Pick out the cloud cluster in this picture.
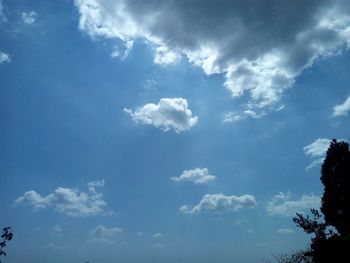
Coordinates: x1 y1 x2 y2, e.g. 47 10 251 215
75 0 350 115
332 95 350 117
180 193 257 214
267 192 321 216
124 98 198 133
303 138 331 170
171 168 216 184
0 51 11 63
15 181 107 217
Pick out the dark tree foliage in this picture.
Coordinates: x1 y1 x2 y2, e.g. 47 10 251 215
293 209 329 241
292 139 350 263
265 250 312 263
0 227 13 262
320 139 350 236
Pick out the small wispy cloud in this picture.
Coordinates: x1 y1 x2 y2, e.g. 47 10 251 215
332 95 350 117
223 110 265 123
303 138 331 170
0 0 6 23
87 179 105 188
276 228 295 235
52 224 62 234
111 40 133 60
0 51 11 63
22 11 37 24
153 233 163 238
152 243 165 249
171 168 216 184
42 243 67 250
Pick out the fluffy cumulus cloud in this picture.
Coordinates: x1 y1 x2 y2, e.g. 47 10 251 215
180 193 257 214
332 95 350 117
267 192 321 216
75 0 350 115
171 168 216 184
124 98 198 133
14 181 107 217
22 11 37 24
303 138 331 170
0 51 11 63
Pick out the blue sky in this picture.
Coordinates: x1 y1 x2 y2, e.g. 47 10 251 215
1 0 350 262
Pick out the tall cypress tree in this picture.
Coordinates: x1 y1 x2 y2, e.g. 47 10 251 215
320 139 350 237
292 139 350 263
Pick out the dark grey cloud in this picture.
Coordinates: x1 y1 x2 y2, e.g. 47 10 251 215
75 0 350 113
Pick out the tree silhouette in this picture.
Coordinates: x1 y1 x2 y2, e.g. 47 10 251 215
265 250 312 263
0 227 13 262
320 139 350 236
292 139 350 263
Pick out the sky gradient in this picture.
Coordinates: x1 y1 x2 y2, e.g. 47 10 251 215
1 0 350 262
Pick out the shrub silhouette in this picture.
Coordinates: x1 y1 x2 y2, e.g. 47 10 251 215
0 227 13 262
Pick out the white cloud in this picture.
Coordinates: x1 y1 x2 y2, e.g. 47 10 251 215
74 0 350 116
303 138 331 169
332 95 350 116
124 98 198 133
52 225 62 234
87 179 105 188
111 40 133 60
305 157 325 170
267 192 321 216
171 168 216 184
88 225 123 244
153 233 163 238
247 229 254 234
90 225 123 238
22 11 37 24
153 243 164 249
0 0 5 23
14 181 107 217
0 51 11 63
223 110 266 123
154 46 180 65
304 138 331 158
180 193 257 214
277 228 295 235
